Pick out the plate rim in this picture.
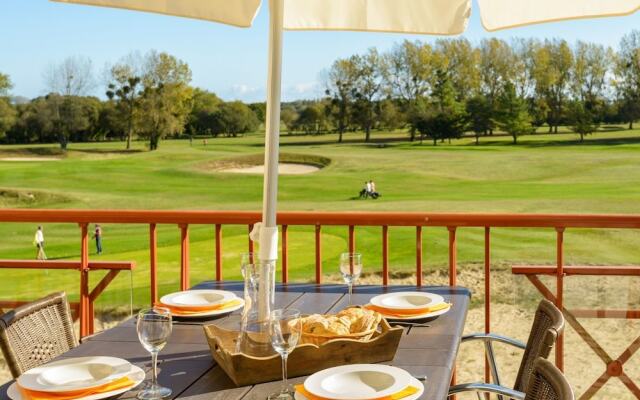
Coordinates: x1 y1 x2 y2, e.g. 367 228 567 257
169 298 244 318
379 303 451 321
160 289 237 308
16 356 132 393
370 291 445 311
10 364 144 400
297 374 424 400
303 363 412 400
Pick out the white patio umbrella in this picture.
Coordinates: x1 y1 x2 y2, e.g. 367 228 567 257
51 0 640 263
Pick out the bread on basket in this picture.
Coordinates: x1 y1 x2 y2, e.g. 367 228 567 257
294 307 383 345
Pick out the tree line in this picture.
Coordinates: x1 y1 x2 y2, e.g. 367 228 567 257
316 31 640 144
1 31 640 149
0 51 260 150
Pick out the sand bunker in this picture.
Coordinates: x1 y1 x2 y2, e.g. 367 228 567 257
0 157 60 162
221 163 320 175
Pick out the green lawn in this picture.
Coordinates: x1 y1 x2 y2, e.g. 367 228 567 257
1 127 640 310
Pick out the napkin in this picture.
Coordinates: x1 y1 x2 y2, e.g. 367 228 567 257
294 384 420 400
18 376 135 400
156 298 242 315
365 302 451 317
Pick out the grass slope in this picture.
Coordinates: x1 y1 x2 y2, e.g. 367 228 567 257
1 127 640 309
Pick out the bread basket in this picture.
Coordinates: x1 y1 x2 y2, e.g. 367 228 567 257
295 307 382 345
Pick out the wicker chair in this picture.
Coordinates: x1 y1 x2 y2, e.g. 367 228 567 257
524 358 574 400
448 299 565 400
0 292 78 378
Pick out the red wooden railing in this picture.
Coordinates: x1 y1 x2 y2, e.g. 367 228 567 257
1 209 639 398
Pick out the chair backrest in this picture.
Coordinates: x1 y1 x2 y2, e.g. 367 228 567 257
514 299 565 393
525 358 575 400
0 292 78 378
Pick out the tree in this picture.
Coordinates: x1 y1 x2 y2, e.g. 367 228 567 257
415 70 466 146
294 104 325 134
496 83 533 144
0 73 16 140
532 39 574 133
352 49 384 142
614 30 640 129
0 72 12 96
44 56 94 96
383 40 437 141
572 41 610 117
186 89 222 136
136 51 193 150
0 99 16 140
510 38 538 99
324 57 358 142
106 61 142 149
434 38 480 101
377 99 404 131
479 38 514 134
466 95 492 145
213 101 259 136
280 107 297 133
569 101 599 142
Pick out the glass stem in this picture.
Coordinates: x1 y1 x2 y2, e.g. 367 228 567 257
151 351 158 387
281 353 289 393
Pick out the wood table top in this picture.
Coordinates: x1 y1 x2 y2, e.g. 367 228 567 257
0 282 471 400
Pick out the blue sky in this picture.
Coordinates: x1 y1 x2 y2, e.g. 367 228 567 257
1 0 639 102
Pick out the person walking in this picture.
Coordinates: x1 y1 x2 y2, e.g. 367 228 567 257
33 226 47 260
93 224 103 255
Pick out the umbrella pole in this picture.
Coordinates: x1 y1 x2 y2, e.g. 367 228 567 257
258 0 284 322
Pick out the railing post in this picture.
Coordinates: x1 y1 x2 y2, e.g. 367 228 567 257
348 225 355 254
556 227 565 371
215 224 223 281
485 227 491 385
79 223 90 338
448 226 458 398
382 226 389 286
282 224 289 283
150 223 158 305
248 224 255 261
180 224 189 291
315 225 322 284
448 226 457 287
416 226 423 287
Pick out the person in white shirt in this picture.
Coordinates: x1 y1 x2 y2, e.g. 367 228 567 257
34 226 47 260
366 181 372 196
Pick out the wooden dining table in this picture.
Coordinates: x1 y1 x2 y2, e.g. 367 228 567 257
0 282 471 400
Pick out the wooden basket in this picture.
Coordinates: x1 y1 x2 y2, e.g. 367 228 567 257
203 318 403 386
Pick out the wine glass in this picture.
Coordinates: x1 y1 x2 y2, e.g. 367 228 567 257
136 307 172 399
340 252 363 305
268 309 301 400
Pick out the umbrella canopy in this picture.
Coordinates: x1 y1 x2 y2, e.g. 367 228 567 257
53 0 640 33
51 0 640 264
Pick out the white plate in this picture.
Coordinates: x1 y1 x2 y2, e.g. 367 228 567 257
17 356 132 393
9 364 145 400
160 289 237 309
303 364 412 400
297 375 425 400
169 298 245 318
370 292 445 311
377 304 451 321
